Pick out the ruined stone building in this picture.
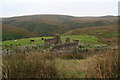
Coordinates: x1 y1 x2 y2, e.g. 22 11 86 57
44 38 55 44
52 42 78 54
44 34 61 44
44 34 79 54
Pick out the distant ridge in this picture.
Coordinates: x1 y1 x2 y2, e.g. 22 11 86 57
2 14 117 40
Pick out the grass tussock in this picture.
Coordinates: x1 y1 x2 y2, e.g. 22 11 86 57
2 53 57 78
57 53 84 60
84 49 118 78
2 49 118 78
55 49 118 78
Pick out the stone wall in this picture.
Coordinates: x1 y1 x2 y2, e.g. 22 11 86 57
52 42 78 54
44 34 61 44
44 38 55 44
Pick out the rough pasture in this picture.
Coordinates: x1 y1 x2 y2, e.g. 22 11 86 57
2 37 53 48
61 35 102 45
2 35 102 48
63 25 119 46
2 49 118 78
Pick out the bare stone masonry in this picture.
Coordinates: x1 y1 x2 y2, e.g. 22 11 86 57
44 34 61 44
44 34 79 54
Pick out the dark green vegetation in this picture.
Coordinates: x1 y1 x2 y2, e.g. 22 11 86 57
2 15 117 40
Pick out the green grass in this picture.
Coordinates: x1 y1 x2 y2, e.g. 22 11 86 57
2 37 53 47
2 34 102 48
109 32 119 37
61 35 101 45
0 43 1 45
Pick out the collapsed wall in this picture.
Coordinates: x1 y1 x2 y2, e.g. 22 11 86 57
51 42 78 54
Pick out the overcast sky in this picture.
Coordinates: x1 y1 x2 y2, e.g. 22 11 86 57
0 0 119 17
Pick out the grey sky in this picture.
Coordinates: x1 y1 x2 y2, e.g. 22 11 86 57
0 0 119 17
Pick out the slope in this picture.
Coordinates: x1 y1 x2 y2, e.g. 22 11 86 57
64 25 118 46
2 24 34 41
2 15 117 37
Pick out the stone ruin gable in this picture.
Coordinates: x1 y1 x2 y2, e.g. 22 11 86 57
54 34 61 44
44 38 55 44
44 34 61 45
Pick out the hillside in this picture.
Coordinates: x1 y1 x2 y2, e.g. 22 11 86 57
2 15 118 79
2 24 34 41
2 15 117 38
64 25 118 36
64 25 118 46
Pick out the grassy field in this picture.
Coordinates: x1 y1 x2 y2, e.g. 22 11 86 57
64 25 119 46
2 34 102 48
2 37 53 48
61 35 101 45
